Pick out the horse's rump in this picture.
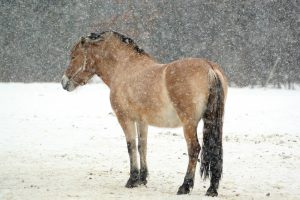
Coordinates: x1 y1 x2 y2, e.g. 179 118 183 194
165 58 214 124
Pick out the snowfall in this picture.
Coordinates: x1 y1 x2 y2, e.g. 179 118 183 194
0 83 299 200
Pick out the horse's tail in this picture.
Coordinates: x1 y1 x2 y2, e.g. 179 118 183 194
200 64 225 189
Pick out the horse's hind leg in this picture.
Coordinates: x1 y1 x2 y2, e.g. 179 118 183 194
117 117 139 188
137 122 148 185
177 123 201 195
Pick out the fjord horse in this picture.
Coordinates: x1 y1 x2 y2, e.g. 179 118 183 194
62 31 227 197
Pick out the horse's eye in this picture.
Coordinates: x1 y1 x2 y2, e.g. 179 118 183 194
71 56 75 60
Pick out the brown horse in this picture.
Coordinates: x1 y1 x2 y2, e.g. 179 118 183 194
62 31 227 197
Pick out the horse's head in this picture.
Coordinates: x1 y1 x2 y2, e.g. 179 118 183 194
62 31 150 91
62 36 100 91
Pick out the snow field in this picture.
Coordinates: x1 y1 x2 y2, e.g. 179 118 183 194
0 83 299 200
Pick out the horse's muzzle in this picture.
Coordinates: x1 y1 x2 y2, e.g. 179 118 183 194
61 75 76 92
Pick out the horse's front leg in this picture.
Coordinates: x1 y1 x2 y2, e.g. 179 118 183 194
117 116 139 188
137 122 148 185
177 123 201 195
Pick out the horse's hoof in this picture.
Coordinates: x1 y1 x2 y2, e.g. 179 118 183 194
125 178 139 188
205 186 218 197
177 185 190 195
139 178 147 186
139 169 148 186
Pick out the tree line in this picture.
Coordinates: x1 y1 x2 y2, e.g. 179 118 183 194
1 0 299 88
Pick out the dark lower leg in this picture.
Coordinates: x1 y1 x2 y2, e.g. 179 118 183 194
206 175 220 197
139 167 148 185
125 141 140 188
177 124 200 195
177 173 195 195
137 122 148 185
126 168 140 188
117 118 139 188
206 155 222 197
177 152 200 194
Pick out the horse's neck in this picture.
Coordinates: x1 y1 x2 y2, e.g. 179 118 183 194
95 49 157 87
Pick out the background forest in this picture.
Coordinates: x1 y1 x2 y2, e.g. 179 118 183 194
1 0 299 88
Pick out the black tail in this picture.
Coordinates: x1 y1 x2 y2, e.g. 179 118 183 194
200 69 225 190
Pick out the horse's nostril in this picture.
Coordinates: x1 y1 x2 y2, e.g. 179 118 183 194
62 81 69 90
61 75 77 92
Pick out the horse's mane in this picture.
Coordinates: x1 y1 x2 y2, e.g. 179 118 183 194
88 31 147 55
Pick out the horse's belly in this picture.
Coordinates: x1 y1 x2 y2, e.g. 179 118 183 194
142 104 182 128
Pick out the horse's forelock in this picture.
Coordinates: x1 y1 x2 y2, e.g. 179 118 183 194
78 33 105 45
88 33 102 40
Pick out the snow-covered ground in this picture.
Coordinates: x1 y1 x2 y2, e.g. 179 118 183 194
0 83 299 200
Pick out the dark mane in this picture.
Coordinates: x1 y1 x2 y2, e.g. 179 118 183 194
87 31 146 55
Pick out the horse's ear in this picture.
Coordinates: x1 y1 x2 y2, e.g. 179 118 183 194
80 37 86 45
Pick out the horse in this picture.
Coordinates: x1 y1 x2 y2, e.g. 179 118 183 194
61 31 227 197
